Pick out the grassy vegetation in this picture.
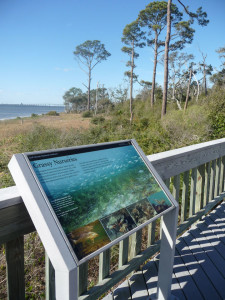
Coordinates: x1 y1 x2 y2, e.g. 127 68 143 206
0 88 225 299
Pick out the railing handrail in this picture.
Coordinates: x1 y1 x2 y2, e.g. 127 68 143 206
2 138 225 209
0 185 22 209
147 137 225 179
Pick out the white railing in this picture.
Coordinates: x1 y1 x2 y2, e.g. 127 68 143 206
1 138 225 299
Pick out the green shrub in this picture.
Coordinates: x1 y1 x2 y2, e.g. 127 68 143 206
82 111 93 118
139 117 149 128
91 116 105 125
161 105 210 148
46 110 59 116
31 113 38 118
207 89 225 138
17 125 62 152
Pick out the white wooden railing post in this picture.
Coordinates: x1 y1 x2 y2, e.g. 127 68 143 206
156 206 179 300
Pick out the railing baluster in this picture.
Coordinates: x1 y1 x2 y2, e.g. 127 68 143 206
147 220 156 247
5 236 25 300
163 177 171 239
220 156 225 193
45 252 55 300
99 249 110 282
204 162 211 206
181 170 189 223
128 230 142 261
189 167 197 217
78 261 88 296
164 178 170 189
209 160 216 201
215 158 221 197
128 229 142 273
196 165 205 212
172 175 180 204
119 237 129 268
160 217 163 239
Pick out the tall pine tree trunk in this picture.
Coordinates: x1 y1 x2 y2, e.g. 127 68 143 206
151 32 158 108
193 72 200 102
162 0 172 118
203 67 207 96
130 41 134 123
184 67 192 111
88 67 91 110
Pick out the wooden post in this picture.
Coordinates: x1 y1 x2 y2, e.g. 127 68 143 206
78 262 88 296
157 206 179 300
99 249 110 282
164 178 170 190
215 158 221 197
189 167 197 217
196 165 205 212
219 156 225 193
6 236 25 300
147 221 156 247
128 230 142 261
203 162 211 206
209 160 216 201
181 170 189 223
119 237 129 268
172 175 180 204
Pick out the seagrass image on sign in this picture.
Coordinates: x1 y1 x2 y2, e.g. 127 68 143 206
25 140 174 262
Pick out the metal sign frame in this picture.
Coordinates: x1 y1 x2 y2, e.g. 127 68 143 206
8 139 179 300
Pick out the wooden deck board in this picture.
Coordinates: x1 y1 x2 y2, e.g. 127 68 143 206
195 218 225 259
128 271 149 300
182 230 225 298
172 249 201 300
105 202 225 300
151 257 186 300
142 260 158 297
113 280 131 300
190 225 225 279
176 237 217 299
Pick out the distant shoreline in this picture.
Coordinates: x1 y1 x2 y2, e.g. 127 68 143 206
0 113 43 121
0 103 64 107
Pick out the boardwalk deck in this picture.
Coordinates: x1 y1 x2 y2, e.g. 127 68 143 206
105 201 225 300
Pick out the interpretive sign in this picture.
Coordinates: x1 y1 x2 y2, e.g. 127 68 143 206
9 139 179 300
9 140 175 263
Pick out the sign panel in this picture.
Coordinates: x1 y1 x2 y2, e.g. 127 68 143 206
24 140 174 261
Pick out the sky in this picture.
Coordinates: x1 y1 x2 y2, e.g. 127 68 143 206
0 0 225 105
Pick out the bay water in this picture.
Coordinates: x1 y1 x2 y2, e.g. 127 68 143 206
0 104 65 120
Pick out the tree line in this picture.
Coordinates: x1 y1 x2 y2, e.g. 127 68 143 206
63 1 224 121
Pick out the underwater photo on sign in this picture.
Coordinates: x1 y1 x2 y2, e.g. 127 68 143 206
148 191 172 214
67 220 110 260
126 198 156 226
100 208 136 241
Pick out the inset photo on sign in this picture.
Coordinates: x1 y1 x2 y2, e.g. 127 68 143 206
100 208 136 241
148 191 172 214
126 198 156 226
67 220 110 260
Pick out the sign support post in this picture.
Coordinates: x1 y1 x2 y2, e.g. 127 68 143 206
55 267 78 300
156 206 179 300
